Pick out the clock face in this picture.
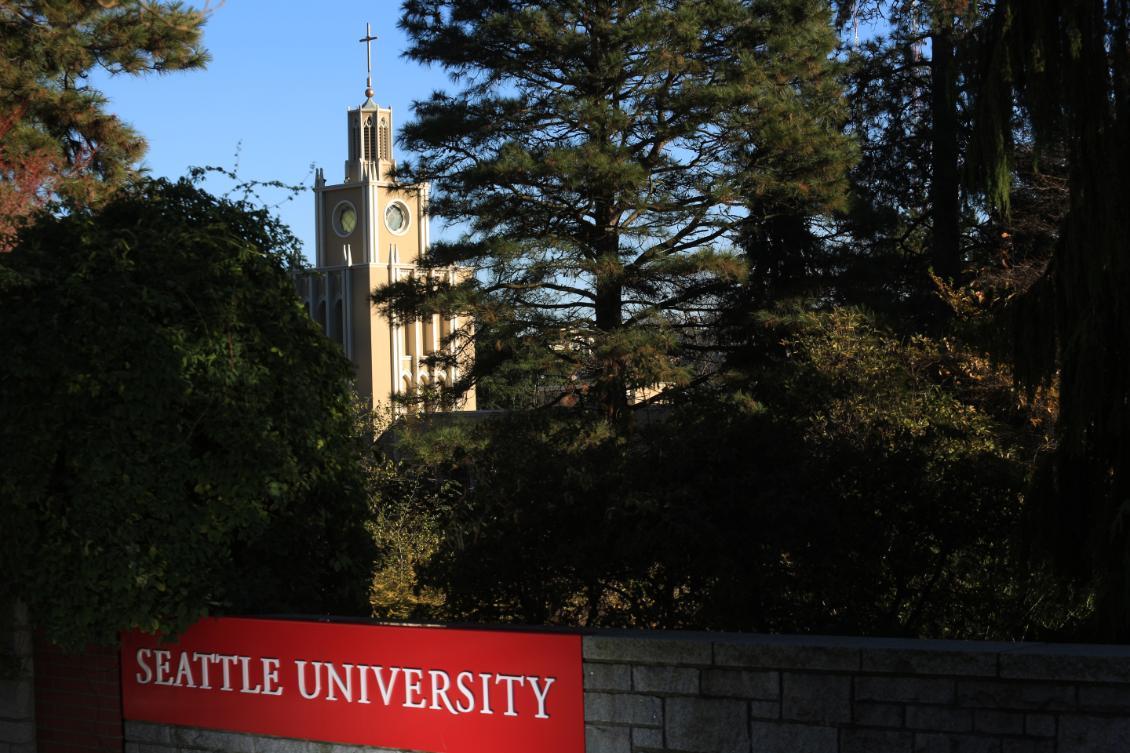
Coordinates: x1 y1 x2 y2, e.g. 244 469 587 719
385 202 408 233
333 203 357 236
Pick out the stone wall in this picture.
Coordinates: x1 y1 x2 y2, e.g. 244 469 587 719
0 603 35 753
120 629 1130 753
583 631 1130 753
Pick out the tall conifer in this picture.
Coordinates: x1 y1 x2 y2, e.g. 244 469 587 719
0 0 207 245
382 0 856 419
967 0 1130 638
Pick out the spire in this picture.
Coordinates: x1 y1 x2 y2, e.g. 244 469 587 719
359 22 378 107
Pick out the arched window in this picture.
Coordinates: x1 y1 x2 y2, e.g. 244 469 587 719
316 300 327 334
365 115 378 162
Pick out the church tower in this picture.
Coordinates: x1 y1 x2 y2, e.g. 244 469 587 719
297 24 475 411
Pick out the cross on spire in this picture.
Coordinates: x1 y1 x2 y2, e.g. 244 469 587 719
360 22 378 99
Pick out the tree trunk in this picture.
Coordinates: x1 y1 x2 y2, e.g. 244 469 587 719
593 215 626 422
929 16 962 290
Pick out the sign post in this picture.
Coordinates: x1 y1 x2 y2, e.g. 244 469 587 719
121 617 584 753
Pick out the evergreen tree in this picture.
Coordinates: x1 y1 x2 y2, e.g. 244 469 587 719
0 0 207 246
967 0 1130 638
831 0 980 321
381 0 856 419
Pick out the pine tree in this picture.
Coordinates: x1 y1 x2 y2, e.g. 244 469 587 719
0 0 207 247
967 0 1130 639
831 0 979 320
381 0 856 420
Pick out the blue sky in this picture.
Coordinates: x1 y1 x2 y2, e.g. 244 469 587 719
92 2 871 263
90 2 452 263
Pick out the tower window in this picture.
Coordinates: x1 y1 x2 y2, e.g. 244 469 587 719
385 201 409 234
379 118 390 161
332 201 357 237
365 115 378 163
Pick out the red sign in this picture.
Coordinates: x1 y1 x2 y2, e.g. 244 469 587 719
121 617 583 753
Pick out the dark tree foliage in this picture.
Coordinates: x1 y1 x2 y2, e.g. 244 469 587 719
0 179 375 647
826 0 986 324
389 307 1082 638
356 0 1097 641
0 0 207 245
380 0 855 418
966 0 1130 639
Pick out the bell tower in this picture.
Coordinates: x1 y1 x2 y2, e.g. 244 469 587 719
296 23 476 412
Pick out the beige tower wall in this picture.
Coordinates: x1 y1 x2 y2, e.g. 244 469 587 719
321 186 364 268
303 94 475 413
379 186 423 266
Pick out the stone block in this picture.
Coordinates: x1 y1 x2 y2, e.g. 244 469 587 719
585 663 632 692
585 692 663 726
585 635 712 666
256 736 328 753
586 724 631 753
1000 646 1130 684
863 648 998 678
134 745 178 753
1001 741 1054 753
957 680 1075 711
0 721 32 745
714 642 859 672
973 709 1024 735
906 706 973 733
701 669 778 700
749 700 780 720
749 721 837 753
125 722 173 744
633 665 699 695
172 726 255 752
856 677 955 704
841 729 914 753
854 701 905 727
782 673 851 724
913 732 1001 753
632 726 664 749
1077 684 1130 712
0 678 33 719
666 697 749 753
1058 715 1130 753
1024 714 1056 738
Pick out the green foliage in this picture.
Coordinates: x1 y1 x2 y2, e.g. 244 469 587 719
367 445 459 620
964 0 1130 638
0 0 207 224
0 178 375 647
382 307 1083 638
385 0 856 417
